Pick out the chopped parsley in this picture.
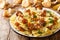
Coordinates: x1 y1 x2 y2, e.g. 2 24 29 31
33 15 37 18
38 30 42 34
49 18 54 23
46 11 51 14
46 11 53 17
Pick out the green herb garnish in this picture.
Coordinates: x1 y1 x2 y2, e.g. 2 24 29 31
49 18 54 23
38 30 42 34
33 15 37 18
46 11 51 14
46 11 53 17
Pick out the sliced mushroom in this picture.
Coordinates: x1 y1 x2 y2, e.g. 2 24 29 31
8 8 15 14
33 0 43 5
5 0 22 9
3 10 11 18
3 8 15 18
42 0 51 7
22 0 43 8
6 0 22 5
22 0 31 7
13 0 22 5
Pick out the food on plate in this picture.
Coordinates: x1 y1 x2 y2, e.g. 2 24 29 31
52 4 60 10
33 0 43 5
22 0 43 8
42 0 51 7
3 10 11 18
13 0 22 4
3 8 15 18
10 7 60 37
0 0 59 37
0 0 59 13
22 0 31 7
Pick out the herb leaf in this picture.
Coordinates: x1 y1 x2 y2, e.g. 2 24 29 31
49 18 54 23
38 30 42 34
46 11 53 17
33 15 37 18
46 11 51 14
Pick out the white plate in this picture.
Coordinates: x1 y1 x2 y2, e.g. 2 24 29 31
10 8 60 37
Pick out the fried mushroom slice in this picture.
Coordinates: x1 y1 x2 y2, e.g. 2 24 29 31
3 10 11 18
22 0 31 7
13 0 22 5
0 0 11 9
33 0 43 5
42 0 51 7
3 0 22 9
3 8 15 18
22 0 43 8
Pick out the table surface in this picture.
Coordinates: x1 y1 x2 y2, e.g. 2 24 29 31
0 10 60 40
